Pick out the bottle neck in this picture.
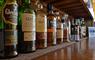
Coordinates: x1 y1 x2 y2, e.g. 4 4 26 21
23 0 31 5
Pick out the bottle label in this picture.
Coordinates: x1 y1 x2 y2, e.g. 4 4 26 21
53 31 56 45
36 14 47 32
3 3 18 25
22 13 35 31
24 32 36 41
57 29 63 38
57 22 63 38
47 18 56 32
5 30 17 46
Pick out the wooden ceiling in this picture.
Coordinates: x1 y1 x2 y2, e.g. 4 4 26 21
41 0 93 20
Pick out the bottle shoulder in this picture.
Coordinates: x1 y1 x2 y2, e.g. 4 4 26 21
37 10 46 16
47 13 56 20
19 5 36 14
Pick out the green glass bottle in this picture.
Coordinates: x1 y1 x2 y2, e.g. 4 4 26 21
0 0 18 58
18 0 36 53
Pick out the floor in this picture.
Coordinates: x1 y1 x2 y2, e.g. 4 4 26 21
34 37 95 60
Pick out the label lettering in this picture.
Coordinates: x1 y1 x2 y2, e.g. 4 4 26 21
3 3 18 25
36 14 47 32
22 13 35 31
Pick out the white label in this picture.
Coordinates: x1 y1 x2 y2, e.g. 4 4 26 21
24 32 36 41
36 14 47 32
53 30 56 45
44 39 47 47
57 29 63 38
53 18 57 28
22 13 35 31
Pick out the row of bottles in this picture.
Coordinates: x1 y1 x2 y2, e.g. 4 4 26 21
70 18 86 41
0 0 71 58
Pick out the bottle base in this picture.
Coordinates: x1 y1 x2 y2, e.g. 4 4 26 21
0 51 18 59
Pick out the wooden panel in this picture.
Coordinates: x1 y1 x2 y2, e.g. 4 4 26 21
62 8 85 12
41 0 93 20
59 3 82 9
61 7 84 11
54 0 79 6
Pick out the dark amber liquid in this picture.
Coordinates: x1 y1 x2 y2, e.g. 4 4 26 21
57 38 63 44
63 29 68 42
47 32 56 46
56 28 63 44
36 32 47 49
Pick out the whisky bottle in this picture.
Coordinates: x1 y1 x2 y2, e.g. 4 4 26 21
1 0 18 58
18 0 36 53
56 11 63 44
47 4 57 46
71 19 75 41
36 0 47 49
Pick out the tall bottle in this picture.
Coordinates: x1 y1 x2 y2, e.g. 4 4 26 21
36 0 47 49
47 4 57 46
70 19 75 41
0 0 18 58
56 11 63 44
18 0 36 53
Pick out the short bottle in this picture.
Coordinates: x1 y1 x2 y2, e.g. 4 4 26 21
18 0 36 53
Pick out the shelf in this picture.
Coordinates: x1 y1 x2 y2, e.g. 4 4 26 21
41 0 93 20
2 42 75 60
1 38 87 60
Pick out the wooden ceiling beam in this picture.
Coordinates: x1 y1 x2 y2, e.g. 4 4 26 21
66 11 85 14
72 13 88 16
68 13 88 17
41 0 93 20
60 6 83 11
54 0 79 6
59 3 82 9
63 10 86 14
